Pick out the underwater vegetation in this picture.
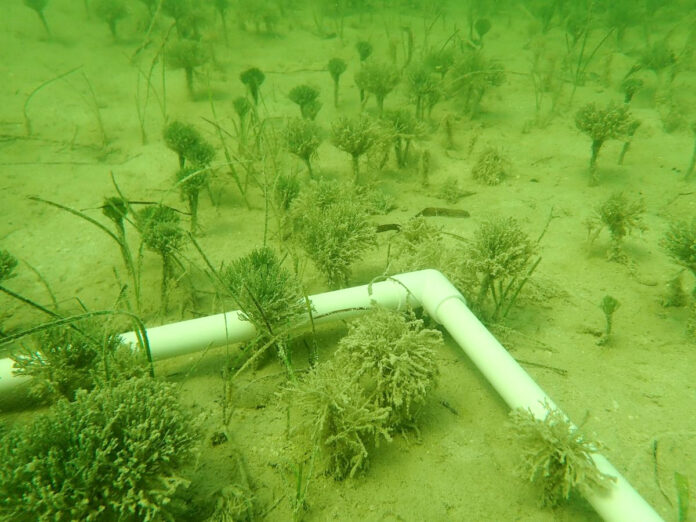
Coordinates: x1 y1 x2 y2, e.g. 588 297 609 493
465 217 539 322
165 121 215 234
11 319 150 403
221 245 305 377
138 204 187 312
379 108 425 169
0 378 199 520
405 62 442 120
288 84 322 120
240 67 265 106
0 250 18 283
22 0 51 37
662 218 696 291
284 117 322 178
597 294 621 346
388 217 457 278
289 308 441 479
446 49 505 117
163 120 215 169
330 115 378 183
327 57 347 107
586 192 646 263
509 403 614 508
175 165 210 233
575 102 634 185
223 246 304 334
167 39 211 100
93 0 128 42
662 218 696 331
471 147 509 185
290 179 376 287
3 0 696 519
290 360 391 480
336 308 441 430
354 61 401 114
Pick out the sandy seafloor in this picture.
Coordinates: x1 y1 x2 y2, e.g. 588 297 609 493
1 1 695 520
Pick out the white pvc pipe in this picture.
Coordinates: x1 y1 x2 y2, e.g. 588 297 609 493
0 357 31 392
120 310 257 362
0 269 663 522
435 297 662 522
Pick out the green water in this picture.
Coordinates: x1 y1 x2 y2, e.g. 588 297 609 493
1 1 695 520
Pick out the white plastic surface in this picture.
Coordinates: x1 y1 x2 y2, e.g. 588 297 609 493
119 310 257 361
0 270 664 521
0 357 30 394
435 298 662 522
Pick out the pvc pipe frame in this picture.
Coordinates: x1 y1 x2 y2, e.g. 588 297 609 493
0 269 662 522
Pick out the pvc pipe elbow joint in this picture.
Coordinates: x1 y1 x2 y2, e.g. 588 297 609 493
393 269 467 324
